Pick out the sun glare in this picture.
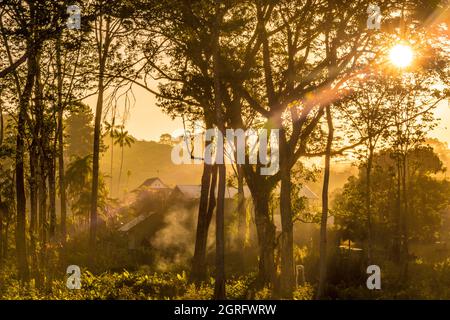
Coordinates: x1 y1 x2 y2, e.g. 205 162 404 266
389 44 414 68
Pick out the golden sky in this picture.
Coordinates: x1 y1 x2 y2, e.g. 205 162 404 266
86 85 450 148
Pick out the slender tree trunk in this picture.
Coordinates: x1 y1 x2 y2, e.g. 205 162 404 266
29 142 39 282
118 146 124 197
29 144 38 236
37 151 47 289
4 216 9 260
110 128 114 196
91 13 111 247
48 154 57 239
213 10 226 297
90 56 106 246
279 130 295 298
252 186 276 287
401 155 409 280
215 160 226 299
15 47 36 282
366 146 374 263
191 162 213 283
394 158 402 262
317 104 334 299
236 164 246 264
56 35 67 243
38 152 47 245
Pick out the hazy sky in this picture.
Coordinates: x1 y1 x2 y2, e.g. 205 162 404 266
87 85 450 147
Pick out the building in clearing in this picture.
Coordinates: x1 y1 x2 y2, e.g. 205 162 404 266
138 177 170 190
170 185 252 201
118 178 321 250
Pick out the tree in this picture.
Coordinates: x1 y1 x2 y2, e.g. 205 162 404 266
104 120 121 196
334 146 450 256
66 104 94 159
89 0 137 246
114 128 135 198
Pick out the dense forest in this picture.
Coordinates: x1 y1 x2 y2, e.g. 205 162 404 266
0 0 449 300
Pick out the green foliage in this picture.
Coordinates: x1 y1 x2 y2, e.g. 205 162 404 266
0 268 298 300
334 146 450 244
65 104 94 159
65 155 108 219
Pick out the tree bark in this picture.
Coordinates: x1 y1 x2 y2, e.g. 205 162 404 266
317 104 333 299
56 35 67 243
215 161 226 299
90 34 108 247
366 146 374 263
253 186 276 287
15 47 36 282
401 155 409 280
190 162 213 283
48 154 57 239
279 130 295 298
213 7 226 298
236 164 246 264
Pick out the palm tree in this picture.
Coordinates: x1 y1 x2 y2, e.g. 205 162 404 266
66 155 107 228
114 129 135 198
103 121 120 197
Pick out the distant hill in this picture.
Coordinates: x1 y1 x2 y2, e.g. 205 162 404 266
100 140 203 198
101 137 450 200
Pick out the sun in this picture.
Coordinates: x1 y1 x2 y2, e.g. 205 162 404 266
389 44 414 68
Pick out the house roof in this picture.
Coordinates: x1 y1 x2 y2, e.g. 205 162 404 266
298 185 319 200
173 184 318 200
139 177 169 188
119 213 155 232
173 185 201 199
173 185 252 199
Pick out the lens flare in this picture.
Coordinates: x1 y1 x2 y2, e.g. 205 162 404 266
389 44 414 68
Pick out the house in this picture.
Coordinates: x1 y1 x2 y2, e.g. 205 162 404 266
118 177 320 251
171 184 252 201
138 177 170 190
118 212 166 250
121 177 172 214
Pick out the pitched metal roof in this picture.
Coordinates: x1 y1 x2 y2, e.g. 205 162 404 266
173 185 251 199
118 213 155 232
140 177 169 188
298 184 319 200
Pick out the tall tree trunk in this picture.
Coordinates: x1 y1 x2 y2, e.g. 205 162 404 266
38 152 47 245
118 145 124 197
48 154 57 239
215 161 226 299
29 144 38 236
191 162 213 283
236 164 246 265
213 8 226 298
252 185 276 287
317 104 334 299
56 35 67 243
366 146 374 263
279 130 295 298
401 155 409 280
394 158 402 262
90 12 111 247
29 142 39 282
110 125 114 196
90 56 107 247
191 162 218 284
15 47 36 282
